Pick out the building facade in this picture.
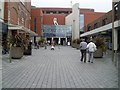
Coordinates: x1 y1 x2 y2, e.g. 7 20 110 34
4 0 38 43
2 0 38 54
4 1 31 29
80 1 120 51
31 4 106 44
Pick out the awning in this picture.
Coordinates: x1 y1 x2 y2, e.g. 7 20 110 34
8 24 38 36
80 20 120 37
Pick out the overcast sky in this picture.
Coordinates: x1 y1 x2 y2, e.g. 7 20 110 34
31 0 112 12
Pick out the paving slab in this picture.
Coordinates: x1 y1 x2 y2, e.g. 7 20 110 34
2 46 118 88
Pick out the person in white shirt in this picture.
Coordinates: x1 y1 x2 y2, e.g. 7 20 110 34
87 40 97 63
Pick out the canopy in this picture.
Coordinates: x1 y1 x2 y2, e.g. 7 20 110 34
80 20 120 37
8 24 38 36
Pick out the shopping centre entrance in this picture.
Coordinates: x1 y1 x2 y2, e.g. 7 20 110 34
43 25 72 45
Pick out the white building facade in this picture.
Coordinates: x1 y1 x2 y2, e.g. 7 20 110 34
65 3 80 41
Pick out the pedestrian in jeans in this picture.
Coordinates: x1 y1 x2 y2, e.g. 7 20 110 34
87 40 97 63
80 39 87 63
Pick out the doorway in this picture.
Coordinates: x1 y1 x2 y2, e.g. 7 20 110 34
54 38 59 45
61 38 66 45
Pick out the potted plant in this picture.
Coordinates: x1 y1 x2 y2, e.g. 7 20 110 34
93 37 106 58
8 34 27 59
38 38 45 47
71 38 80 49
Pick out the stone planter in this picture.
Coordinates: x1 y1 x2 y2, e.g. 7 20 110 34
71 42 79 49
40 43 44 47
10 47 23 59
94 48 103 58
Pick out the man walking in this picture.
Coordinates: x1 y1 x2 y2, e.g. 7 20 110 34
80 39 87 63
87 40 97 63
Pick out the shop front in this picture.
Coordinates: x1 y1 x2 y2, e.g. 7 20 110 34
43 25 72 45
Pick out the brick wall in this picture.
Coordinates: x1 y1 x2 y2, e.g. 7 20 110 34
87 11 112 31
31 8 43 36
4 1 31 29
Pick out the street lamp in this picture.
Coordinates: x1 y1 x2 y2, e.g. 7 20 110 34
112 0 120 62
112 0 115 62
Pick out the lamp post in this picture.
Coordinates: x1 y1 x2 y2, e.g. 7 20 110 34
112 0 115 62
112 0 120 63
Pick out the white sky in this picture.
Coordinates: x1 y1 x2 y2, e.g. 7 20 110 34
31 0 112 12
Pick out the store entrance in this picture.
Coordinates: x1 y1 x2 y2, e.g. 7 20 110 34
47 38 52 45
54 38 59 45
61 38 66 45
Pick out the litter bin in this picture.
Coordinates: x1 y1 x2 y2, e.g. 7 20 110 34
24 43 32 55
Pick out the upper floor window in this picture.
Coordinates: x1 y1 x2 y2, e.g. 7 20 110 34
102 18 107 26
88 26 92 31
94 23 98 29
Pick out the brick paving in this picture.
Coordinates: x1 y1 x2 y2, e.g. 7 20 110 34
2 46 118 88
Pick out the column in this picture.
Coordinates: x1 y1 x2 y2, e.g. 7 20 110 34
52 37 54 43
66 38 67 45
114 29 118 66
58 37 61 45
114 29 118 50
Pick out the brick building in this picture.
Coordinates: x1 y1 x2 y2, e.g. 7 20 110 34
81 11 105 32
2 0 38 54
31 7 105 38
4 0 37 38
80 1 120 51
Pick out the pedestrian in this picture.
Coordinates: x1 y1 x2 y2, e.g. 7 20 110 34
51 40 55 50
80 39 87 63
58 40 60 49
44 40 47 49
87 40 97 63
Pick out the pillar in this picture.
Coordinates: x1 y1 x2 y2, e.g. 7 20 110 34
66 38 67 44
58 37 61 44
114 29 118 50
52 37 54 43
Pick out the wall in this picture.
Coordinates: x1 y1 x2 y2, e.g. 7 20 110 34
87 11 112 31
0 0 4 22
4 1 31 29
65 3 80 40
83 12 105 32
31 8 43 36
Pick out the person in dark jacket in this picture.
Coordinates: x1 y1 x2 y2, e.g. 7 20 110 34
80 39 87 63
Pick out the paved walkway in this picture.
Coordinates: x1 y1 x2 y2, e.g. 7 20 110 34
2 46 118 88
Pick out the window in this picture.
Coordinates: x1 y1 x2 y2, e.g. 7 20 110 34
102 18 107 26
80 14 84 32
94 23 98 29
88 26 91 31
34 17 36 32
